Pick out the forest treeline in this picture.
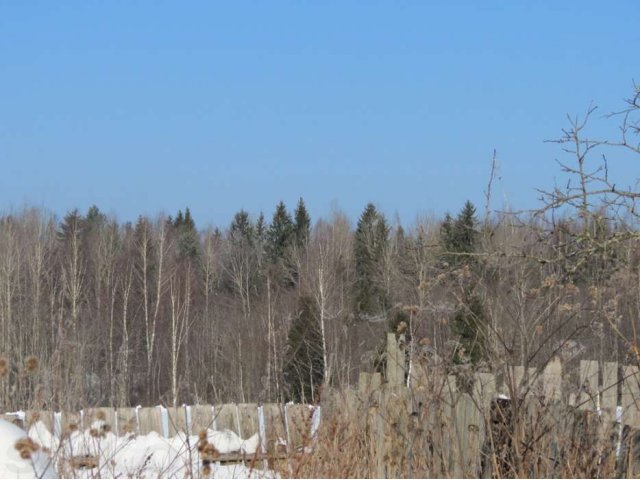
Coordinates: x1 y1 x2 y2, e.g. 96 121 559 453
0 85 638 411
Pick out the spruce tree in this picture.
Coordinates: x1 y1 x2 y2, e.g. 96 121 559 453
353 203 390 318
58 209 84 242
255 212 267 245
174 207 200 260
283 295 324 403
454 201 478 255
229 210 254 246
266 201 294 263
293 197 311 247
440 201 478 266
174 210 185 229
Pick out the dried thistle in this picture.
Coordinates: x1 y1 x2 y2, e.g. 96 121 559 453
24 356 39 374
563 283 580 295
0 356 9 378
541 275 557 289
526 288 540 300
14 437 40 460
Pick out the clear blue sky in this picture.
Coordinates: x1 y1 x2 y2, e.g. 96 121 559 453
0 1 637 228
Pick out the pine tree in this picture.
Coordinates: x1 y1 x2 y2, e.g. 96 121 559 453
353 203 390 318
266 201 294 263
283 295 324 403
293 198 311 247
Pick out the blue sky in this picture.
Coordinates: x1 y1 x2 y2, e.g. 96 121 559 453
0 1 637 228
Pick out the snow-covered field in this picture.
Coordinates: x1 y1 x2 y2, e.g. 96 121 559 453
0 418 278 479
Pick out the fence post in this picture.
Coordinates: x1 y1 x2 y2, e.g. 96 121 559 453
543 357 562 402
623 365 640 428
621 365 640 477
386 333 405 387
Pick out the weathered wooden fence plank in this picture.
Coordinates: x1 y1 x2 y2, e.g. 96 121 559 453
215 403 237 433
138 407 162 435
602 361 618 414
262 403 286 454
190 404 213 434
543 357 562 402
286 403 312 449
60 411 81 436
623 366 640 428
237 403 259 439
166 406 188 436
115 407 137 435
579 360 599 410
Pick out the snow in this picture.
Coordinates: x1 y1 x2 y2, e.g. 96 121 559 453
0 419 57 479
1 418 276 479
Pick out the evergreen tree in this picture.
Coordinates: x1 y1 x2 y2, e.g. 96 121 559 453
353 203 390 318
174 210 185 229
174 207 200 260
441 201 478 266
283 295 324 403
266 201 294 263
58 209 84 242
255 212 267 245
229 210 254 246
85 205 106 227
455 201 478 254
293 198 311 247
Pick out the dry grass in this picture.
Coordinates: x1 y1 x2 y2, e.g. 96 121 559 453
274 379 632 479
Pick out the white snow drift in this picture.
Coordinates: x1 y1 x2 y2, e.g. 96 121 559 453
0 418 275 479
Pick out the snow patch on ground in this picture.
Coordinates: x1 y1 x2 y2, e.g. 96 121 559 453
0 418 276 479
0 419 57 479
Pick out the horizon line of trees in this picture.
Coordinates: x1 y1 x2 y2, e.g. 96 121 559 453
0 195 636 411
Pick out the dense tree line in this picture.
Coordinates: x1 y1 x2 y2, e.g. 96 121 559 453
0 197 636 411
0 85 638 411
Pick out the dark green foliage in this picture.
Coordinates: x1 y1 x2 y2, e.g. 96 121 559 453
174 207 200 260
229 210 255 246
58 209 84 242
284 295 324 403
255 212 267 245
441 200 478 266
266 201 295 263
452 290 487 365
293 198 311 247
353 203 390 317
85 205 106 227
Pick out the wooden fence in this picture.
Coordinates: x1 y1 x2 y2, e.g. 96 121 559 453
4 332 640 477
320 333 640 478
1 402 320 459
